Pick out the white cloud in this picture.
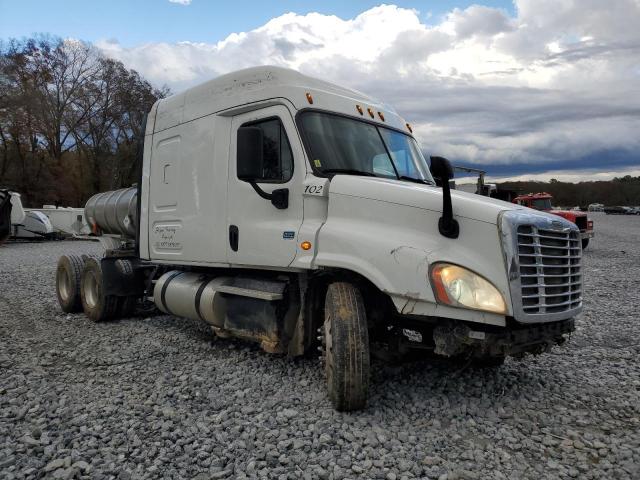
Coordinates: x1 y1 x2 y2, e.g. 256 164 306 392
168 0 191 5
97 1 640 178
442 5 514 39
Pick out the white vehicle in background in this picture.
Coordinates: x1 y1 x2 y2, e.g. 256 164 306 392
15 210 54 239
588 203 604 212
1 191 56 240
31 205 91 236
0 192 91 240
9 191 25 225
454 183 477 194
55 67 583 411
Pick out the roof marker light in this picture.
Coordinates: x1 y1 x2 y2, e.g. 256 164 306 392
378 111 385 121
356 105 364 115
367 107 375 119
306 92 313 104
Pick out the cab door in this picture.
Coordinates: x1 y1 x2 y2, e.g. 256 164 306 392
227 105 306 267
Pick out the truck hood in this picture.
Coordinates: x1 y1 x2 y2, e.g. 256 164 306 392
329 175 525 225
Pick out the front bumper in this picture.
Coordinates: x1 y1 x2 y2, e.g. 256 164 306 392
433 318 575 358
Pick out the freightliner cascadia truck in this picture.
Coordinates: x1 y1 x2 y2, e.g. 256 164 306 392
55 67 583 411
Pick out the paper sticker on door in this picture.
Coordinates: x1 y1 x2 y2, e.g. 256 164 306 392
152 223 183 252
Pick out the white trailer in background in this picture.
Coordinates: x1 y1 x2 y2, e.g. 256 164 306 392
29 206 91 236
455 183 479 194
15 210 55 239
1 190 90 241
12 194 55 239
9 191 25 225
0 192 56 240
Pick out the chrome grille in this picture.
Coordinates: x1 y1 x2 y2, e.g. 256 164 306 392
500 211 583 323
516 225 582 314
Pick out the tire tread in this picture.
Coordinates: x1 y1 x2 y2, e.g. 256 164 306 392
325 282 370 411
81 257 120 322
56 254 85 313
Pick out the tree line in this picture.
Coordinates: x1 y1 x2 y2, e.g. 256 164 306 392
499 176 640 207
0 36 168 208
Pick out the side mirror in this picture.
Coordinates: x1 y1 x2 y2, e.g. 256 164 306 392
236 126 289 210
237 127 263 181
429 156 454 185
430 156 459 239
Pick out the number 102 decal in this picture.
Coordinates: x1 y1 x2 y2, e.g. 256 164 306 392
304 184 324 195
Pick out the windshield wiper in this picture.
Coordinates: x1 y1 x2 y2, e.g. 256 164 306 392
398 175 434 185
322 169 377 177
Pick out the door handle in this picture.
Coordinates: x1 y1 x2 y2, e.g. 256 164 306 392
229 225 239 252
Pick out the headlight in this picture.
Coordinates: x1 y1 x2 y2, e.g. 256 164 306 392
430 263 507 315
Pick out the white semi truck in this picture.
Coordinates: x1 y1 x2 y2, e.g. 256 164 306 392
55 67 582 411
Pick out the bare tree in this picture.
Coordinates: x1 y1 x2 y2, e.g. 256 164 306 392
0 36 167 207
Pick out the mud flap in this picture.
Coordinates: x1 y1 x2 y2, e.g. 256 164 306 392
100 257 146 297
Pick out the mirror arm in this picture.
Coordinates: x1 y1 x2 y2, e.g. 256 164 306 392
438 179 459 239
248 181 289 210
248 181 272 201
430 156 459 239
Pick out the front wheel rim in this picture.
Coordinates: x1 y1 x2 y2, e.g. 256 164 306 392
324 313 334 384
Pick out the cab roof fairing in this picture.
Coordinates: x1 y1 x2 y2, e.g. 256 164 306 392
151 66 411 134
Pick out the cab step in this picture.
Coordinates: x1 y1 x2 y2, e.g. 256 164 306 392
216 285 283 301
216 277 286 301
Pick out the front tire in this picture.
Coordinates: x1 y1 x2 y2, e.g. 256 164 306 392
80 257 119 322
581 238 590 249
323 282 370 411
56 254 85 313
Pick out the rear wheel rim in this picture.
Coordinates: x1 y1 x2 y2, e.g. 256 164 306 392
83 271 99 309
57 268 71 302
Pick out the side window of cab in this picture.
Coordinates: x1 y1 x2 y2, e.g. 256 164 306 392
239 118 293 183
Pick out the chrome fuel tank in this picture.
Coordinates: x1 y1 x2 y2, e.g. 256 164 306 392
85 187 137 237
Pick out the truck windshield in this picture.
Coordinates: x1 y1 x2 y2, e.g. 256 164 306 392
531 198 553 210
299 111 435 185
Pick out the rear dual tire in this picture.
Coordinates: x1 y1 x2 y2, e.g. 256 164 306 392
56 254 85 313
80 257 120 322
56 254 136 321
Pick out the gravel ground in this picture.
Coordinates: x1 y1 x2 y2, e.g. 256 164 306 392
1 212 639 480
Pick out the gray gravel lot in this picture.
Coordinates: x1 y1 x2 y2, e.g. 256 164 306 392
1 212 639 480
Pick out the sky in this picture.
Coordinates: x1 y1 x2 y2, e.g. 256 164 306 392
1 0 639 181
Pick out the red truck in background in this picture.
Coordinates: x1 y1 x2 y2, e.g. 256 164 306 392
513 192 594 249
